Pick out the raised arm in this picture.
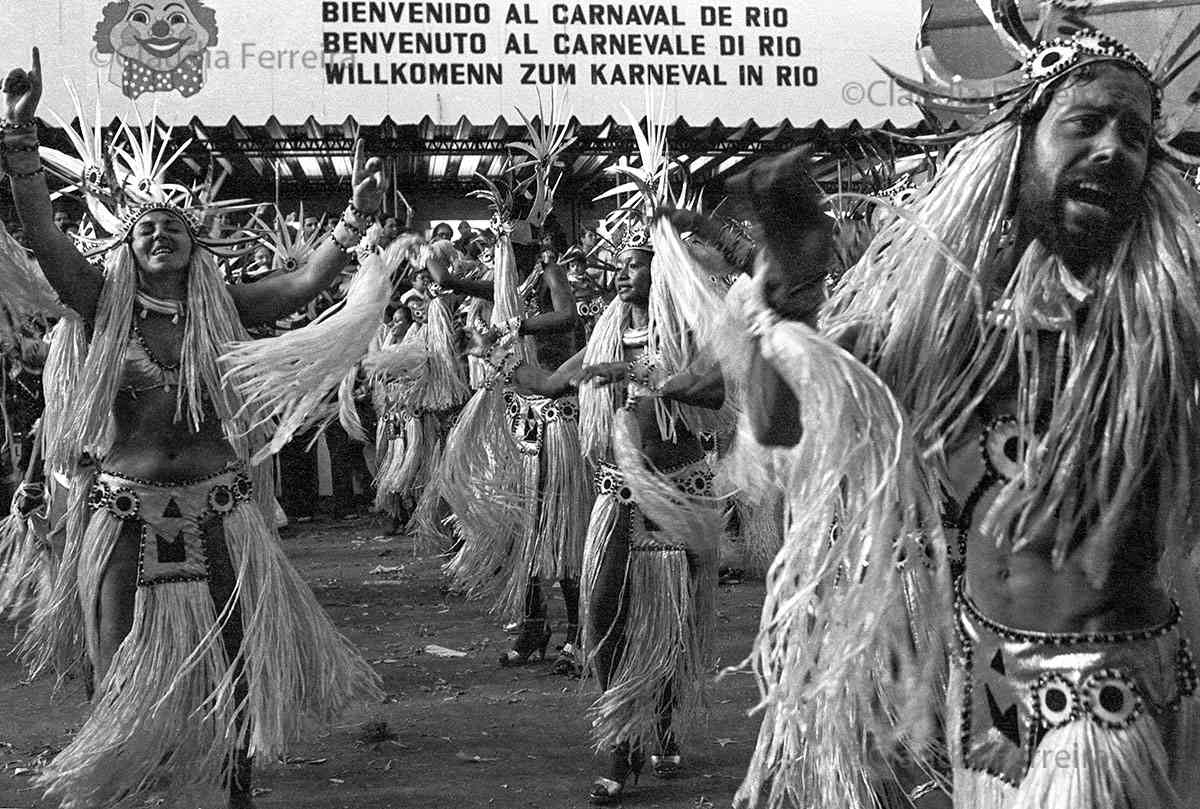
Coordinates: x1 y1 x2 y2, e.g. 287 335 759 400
229 140 385 324
517 262 578 336
728 147 831 447
425 242 493 299
3 48 103 323
511 346 586 398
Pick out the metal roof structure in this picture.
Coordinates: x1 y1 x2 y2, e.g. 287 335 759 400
36 114 935 198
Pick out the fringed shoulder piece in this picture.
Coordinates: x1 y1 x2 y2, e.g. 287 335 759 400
220 236 417 463
731 275 953 809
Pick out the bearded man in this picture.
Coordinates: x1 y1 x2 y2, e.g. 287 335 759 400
728 7 1200 809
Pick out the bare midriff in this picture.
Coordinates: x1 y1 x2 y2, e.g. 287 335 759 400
619 345 707 471
946 406 1169 635
106 388 237 482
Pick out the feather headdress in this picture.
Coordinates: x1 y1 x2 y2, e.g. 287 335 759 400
39 92 256 257
580 100 731 459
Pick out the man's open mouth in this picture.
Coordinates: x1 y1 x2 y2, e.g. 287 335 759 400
1064 180 1119 214
137 37 185 59
151 245 174 256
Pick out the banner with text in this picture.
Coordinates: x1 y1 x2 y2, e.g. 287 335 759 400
9 1 923 125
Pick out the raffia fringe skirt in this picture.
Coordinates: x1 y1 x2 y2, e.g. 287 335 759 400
950 583 1200 809
28 464 382 809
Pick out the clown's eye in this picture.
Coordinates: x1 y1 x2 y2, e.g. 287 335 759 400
168 12 187 25
129 10 149 24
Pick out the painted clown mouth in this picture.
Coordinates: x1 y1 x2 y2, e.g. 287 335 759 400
135 36 187 59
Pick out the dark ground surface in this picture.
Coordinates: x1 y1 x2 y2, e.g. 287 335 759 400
0 514 767 809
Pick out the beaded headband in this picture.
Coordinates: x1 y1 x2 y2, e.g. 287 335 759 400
119 202 203 241
615 219 654 256
882 0 1200 163
1023 30 1160 116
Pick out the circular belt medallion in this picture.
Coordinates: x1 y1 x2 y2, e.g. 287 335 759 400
108 487 142 521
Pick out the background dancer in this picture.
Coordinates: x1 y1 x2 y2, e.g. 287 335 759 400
505 109 733 800
427 113 592 673
512 210 728 804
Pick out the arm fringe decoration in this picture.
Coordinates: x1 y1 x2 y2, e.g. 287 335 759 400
362 342 429 384
578 298 628 460
70 249 138 457
424 221 535 548
40 316 88 477
730 278 952 809
412 296 469 412
221 237 415 462
336 366 365 442
0 223 67 343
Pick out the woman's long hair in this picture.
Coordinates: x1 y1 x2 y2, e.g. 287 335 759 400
67 243 257 462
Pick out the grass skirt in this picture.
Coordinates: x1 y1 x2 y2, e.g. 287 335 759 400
373 408 443 509
0 485 54 622
950 584 1200 808
32 466 382 808
445 391 592 618
582 460 718 754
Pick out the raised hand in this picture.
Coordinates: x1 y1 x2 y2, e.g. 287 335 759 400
728 147 832 316
3 47 43 124
424 240 457 285
350 139 384 215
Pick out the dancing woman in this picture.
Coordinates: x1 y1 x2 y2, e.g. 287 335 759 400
1 49 381 809
509 205 729 803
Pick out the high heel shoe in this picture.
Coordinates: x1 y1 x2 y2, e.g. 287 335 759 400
650 751 682 779
651 732 681 778
551 624 583 677
589 744 643 805
498 619 551 666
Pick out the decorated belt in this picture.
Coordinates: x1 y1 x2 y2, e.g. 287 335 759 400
88 465 256 587
954 580 1196 786
576 296 607 319
503 391 579 456
503 390 580 424
384 406 431 437
593 459 714 506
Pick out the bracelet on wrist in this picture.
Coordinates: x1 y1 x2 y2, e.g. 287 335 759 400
628 351 665 393
0 119 36 133
6 164 45 180
346 201 378 223
502 359 525 386
505 315 526 336
1 142 38 155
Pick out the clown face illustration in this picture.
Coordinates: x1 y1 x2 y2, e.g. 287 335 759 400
93 0 219 99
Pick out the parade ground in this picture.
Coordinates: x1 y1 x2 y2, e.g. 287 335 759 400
1 514 765 809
